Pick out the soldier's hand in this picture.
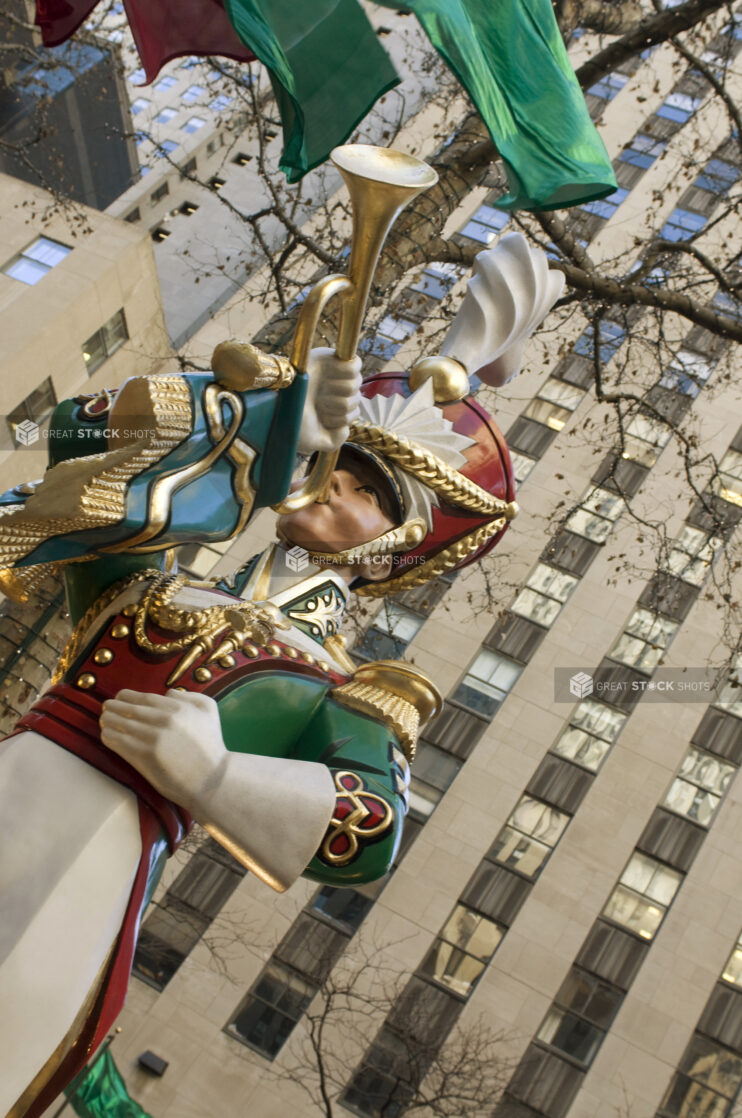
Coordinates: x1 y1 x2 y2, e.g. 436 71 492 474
297 347 362 454
100 689 226 811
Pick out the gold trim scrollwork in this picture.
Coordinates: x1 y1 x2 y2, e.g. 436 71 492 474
332 659 442 763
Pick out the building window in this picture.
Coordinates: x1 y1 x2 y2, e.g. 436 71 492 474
453 649 522 717
128 68 146 84
150 181 170 205
408 741 461 822
7 377 57 440
574 319 626 364
621 414 672 467
124 207 141 223
182 83 206 103
459 203 509 244
308 887 373 935
512 564 578 627
153 74 178 91
226 961 317 1058
717 659 742 719
156 140 179 158
602 852 682 939
181 156 197 176
179 201 199 216
617 133 666 170
359 315 417 362
411 262 463 300
489 796 570 879
660 348 712 397
552 699 626 771
210 93 233 111
611 607 678 672
537 968 623 1067
566 487 625 543
524 378 584 431
82 309 128 375
155 106 178 124
577 187 629 222
151 227 171 243
587 72 628 101
665 524 720 586
714 449 742 506
209 175 226 191
662 746 735 826
130 97 150 115
182 115 206 133
233 151 252 166
510 451 536 483
660 1036 742 1117
353 604 423 662
3 236 71 286
660 207 707 242
656 92 702 123
696 158 740 197
419 905 503 997
722 930 742 986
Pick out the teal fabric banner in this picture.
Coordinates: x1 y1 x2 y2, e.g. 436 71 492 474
223 0 399 181
65 1049 153 1118
375 0 617 210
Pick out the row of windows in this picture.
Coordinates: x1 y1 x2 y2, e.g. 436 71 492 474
6 309 128 442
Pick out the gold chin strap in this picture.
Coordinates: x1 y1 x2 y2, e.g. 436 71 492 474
356 517 507 597
302 517 426 567
348 420 518 520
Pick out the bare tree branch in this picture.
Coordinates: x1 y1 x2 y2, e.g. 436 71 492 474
575 0 730 90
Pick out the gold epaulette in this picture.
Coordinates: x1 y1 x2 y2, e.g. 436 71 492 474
332 660 442 764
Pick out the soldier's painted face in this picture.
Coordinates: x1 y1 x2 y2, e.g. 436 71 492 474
278 457 397 554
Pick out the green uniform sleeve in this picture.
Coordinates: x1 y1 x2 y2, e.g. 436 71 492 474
296 697 410 887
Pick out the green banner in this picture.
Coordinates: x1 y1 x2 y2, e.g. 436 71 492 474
375 0 617 210
223 0 399 182
64 1049 153 1118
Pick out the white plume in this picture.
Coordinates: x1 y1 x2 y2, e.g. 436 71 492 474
357 379 474 530
440 232 565 387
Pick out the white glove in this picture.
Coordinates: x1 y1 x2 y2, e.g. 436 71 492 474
100 689 229 811
297 347 362 455
441 233 565 388
100 688 335 891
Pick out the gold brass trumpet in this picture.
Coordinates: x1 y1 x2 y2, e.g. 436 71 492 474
272 144 438 514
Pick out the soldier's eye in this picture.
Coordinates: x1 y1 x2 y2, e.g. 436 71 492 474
356 484 381 507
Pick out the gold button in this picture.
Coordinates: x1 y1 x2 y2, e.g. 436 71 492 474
265 643 281 657
92 648 114 665
111 623 130 639
300 651 315 664
219 654 236 668
318 661 329 673
76 673 96 690
194 667 212 683
283 647 298 659
122 603 137 617
244 644 260 658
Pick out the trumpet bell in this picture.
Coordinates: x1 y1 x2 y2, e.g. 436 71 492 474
331 144 439 192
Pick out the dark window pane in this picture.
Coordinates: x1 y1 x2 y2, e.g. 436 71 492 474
555 969 623 1028
309 886 373 933
538 1007 604 1065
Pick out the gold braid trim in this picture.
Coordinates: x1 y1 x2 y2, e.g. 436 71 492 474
356 518 505 597
348 421 518 519
333 681 420 763
332 661 442 764
0 375 192 571
53 569 286 686
52 568 161 683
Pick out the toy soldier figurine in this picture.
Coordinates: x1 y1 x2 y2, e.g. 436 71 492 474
0 139 562 1117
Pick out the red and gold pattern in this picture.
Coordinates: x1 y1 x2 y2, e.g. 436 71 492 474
319 770 394 867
